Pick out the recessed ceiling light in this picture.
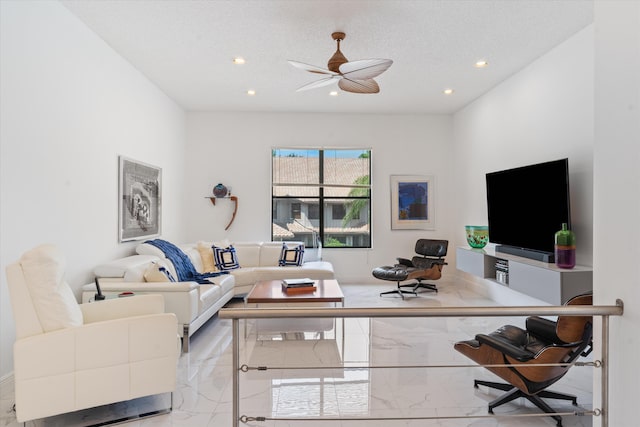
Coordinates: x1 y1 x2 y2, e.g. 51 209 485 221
233 57 246 65
329 91 339 96
247 89 256 96
474 60 489 68
443 88 454 95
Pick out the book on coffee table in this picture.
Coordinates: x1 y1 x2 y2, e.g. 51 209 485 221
281 282 316 294
282 278 315 287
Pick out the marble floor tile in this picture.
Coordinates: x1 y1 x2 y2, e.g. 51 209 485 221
1 280 595 427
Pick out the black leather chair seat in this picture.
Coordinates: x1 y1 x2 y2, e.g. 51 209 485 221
372 266 410 281
471 315 579 362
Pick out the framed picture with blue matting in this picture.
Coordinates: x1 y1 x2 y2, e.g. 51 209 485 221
390 175 435 230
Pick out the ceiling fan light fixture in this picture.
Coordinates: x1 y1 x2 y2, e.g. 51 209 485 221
289 32 392 94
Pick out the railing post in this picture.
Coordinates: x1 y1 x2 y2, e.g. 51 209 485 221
232 318 240 427
601 315 609 427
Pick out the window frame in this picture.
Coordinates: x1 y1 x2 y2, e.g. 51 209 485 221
271 147 372 249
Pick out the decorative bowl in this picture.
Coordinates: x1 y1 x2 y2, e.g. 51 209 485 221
465 225 489 248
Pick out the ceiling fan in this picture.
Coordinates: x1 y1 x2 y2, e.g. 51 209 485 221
288 32 393 94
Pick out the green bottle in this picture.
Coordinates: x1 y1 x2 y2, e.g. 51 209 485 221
554 223 576 268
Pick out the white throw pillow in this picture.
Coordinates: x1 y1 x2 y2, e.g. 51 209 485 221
19 244 83 332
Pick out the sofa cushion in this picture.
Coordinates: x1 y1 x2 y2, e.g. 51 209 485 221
213 245 240 270
245 266 293 282
259 242 285 266
299 261 335 278
229 267 259 287
133 247 180 280
94 255 160 281
180 245 204 272
198 284 222 313
20 244 83 332
279 243 305 266
136 239 203 278
215 274 236 295
232 242 261 267
135 242 166 258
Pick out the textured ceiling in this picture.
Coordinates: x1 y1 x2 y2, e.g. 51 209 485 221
61 0 594 114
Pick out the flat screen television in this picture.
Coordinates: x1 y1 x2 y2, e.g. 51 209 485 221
486 158 571 262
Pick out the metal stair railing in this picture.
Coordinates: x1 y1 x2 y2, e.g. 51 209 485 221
219 300 623 427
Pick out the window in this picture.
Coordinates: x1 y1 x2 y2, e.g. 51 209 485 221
272 148 371 248
291 203 301 220
308 203 319 220
332 204 345 220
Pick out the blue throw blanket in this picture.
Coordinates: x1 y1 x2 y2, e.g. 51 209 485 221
145 239 228 284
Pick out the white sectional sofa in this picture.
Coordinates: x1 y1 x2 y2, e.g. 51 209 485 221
82 241 334 352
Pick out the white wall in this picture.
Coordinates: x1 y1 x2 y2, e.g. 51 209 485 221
453 24 594 273
0 1 187 379
185 112 454 282
452 9 640 424
593 1 640 425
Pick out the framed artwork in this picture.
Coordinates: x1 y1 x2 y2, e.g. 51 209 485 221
118 156 162 242
390 175 435 230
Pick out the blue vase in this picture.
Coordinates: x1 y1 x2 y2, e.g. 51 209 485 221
213 183 228 198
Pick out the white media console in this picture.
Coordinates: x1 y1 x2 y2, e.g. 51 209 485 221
456 246 592 305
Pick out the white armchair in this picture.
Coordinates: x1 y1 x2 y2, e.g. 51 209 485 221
5 244 179 423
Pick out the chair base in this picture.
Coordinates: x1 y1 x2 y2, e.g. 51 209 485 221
380 279 438 299
399 280 438 293
474 380 577 427
379 287 417 299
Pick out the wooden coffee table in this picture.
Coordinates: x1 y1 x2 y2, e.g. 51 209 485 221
244 279 344 338
246 279 344 306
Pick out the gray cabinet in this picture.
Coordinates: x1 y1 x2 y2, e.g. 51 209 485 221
456 246 592 305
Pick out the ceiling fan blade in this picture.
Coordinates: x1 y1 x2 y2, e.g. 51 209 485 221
338 78 380 94
339 59 393 79
296 76 340 92
288 60 339 76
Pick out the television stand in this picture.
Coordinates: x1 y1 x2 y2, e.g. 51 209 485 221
456 246 592 305
495 245 554 263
